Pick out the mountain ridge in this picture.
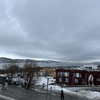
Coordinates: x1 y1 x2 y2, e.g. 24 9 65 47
0 57 99 69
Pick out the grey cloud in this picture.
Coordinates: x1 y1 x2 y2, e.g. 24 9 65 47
0 0 100 62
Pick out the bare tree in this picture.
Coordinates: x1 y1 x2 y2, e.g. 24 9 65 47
23 60 41 89
4 62 19 77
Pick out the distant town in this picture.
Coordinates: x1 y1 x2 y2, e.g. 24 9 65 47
0 57 99 87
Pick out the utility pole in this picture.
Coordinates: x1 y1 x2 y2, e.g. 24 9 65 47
46 78 49 100
49 87 52 100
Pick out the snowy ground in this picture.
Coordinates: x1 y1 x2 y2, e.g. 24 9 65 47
0 76 100 100
0 94 16 100
37 76 100 100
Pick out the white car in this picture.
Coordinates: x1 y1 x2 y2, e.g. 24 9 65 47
11 77 25 85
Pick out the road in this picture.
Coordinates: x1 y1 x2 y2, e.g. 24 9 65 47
0 85 91 100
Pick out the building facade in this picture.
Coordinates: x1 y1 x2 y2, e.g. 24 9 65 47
80 64 99 71
56 69 100 86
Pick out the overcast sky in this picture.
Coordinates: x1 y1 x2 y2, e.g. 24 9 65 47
0 0 100 62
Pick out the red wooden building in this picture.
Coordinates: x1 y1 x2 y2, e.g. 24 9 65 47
56 69 100 86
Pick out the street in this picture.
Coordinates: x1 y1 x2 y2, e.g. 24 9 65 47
0 85 90 100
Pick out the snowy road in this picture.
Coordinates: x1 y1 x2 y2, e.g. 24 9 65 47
0 85 91 100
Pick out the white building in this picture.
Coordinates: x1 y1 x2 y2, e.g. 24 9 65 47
81 64 99 71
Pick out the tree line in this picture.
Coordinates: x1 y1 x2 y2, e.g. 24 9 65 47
0 60 41 89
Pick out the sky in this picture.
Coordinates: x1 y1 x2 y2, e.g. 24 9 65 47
0 0 100 62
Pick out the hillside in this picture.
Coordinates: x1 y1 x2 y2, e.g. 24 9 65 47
0 57 97 69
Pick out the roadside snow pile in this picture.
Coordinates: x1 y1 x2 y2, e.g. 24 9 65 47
0 94 16 100
36 76 100 100
48 85 71 93
37 77 47 85
47 85 100 100
75 90 100 100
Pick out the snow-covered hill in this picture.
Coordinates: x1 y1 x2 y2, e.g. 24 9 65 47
0 57 99 69
0 57 82 69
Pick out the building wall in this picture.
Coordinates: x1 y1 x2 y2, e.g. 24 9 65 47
56 69 100 86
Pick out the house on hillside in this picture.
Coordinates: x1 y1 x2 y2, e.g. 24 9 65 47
80 64 99 71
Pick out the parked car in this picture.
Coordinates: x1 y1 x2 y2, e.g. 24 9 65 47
0 76 12 85
11 77 25 85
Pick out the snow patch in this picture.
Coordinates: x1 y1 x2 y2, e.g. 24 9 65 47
36 76 55 85
0 94 16 100
75 90 100 100
37 76 100 100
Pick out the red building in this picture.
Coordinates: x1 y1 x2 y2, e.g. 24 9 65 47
56 69 100 86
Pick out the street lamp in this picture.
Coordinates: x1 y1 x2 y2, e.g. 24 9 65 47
49 86 52 100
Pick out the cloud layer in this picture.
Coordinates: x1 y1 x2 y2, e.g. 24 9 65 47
0 0 100 62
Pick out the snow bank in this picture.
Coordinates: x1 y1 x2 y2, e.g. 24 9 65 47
48 85 100 100
36 77 47 85
36 76 55 85
75 90 100 100
48 85 70 93
37 76 100 100
0 94 16 100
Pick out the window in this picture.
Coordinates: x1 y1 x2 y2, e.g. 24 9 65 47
58 72 65 77
85 67 92 71
82 79 85 85
59 72 63 77
74 73 81 78
57 72 60 76
75 78 78 83
65 72 69 77
97 78 100 82
97 65 100 70
57 72 63 77
65 78 69 83
59 78 62 82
